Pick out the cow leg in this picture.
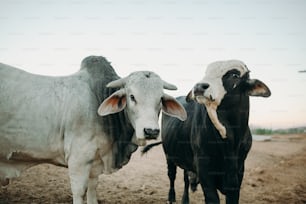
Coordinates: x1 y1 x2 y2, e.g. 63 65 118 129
224 163 239 204
87 159 103 204
225 155 246 204
200 183 220 204
68 164 91 204
87 177 98 204
68 147 97 204
225 191 239 204
167 160 177 203
225 160 245 204
181 170 190 204
224 165 243 204
222 134 240 204
188 171 198 192
198 158 220 204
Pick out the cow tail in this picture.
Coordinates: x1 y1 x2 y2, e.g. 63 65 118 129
141 141 163 155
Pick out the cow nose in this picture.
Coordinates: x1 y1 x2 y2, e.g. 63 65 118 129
194 83 210 96
144 128 160 139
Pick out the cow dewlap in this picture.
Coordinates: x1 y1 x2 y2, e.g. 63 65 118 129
205 102 227 139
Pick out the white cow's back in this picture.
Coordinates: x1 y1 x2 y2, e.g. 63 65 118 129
0 63 93 165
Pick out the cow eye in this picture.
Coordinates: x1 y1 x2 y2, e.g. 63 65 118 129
232 73 240 79
130 95 136 102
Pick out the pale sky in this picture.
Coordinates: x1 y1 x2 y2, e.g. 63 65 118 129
1 0 305 128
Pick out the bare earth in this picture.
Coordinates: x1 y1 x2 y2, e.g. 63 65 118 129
1 134 306 204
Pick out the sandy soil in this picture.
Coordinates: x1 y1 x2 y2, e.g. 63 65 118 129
1 134 305 204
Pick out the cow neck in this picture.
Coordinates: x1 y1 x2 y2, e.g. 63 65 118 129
191 101 211 136
83 65 137 169
217 92 250 144
99 85 137 169
84 65 134 142
99 86 134 141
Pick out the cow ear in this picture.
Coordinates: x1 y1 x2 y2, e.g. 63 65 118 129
162 94 187 121
246 79 271 97
98 89 127 116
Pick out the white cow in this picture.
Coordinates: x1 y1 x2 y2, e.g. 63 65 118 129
0 56 187 204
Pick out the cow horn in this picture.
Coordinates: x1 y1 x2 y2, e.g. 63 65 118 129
162 80 177 90
107 78 126 88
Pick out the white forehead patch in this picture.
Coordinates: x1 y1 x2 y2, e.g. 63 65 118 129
125 71 164 100
126 71 163 89
205 59 249 78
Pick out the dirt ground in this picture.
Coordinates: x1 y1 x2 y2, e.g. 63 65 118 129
1 134 305 204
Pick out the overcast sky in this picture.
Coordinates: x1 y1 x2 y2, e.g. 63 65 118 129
1 0 305 128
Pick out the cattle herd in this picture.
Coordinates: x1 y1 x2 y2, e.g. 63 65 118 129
0 56 271 204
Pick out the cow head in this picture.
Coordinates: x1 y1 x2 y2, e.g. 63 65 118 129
98 71 187 146
187 60 271 138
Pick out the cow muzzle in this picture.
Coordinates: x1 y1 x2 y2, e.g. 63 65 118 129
193 83 210 96
144 128 160 140
192 83 216 104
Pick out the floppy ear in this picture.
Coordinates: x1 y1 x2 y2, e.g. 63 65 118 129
246 79 271 97
162 94 187 121
98 89 127 116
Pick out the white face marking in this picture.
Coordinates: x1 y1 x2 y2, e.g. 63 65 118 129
195 60 249 106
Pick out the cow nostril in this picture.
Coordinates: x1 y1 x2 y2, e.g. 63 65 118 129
144 128 160 139
194 83 210 96
199 83 209 90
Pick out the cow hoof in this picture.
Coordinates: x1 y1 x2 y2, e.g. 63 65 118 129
166 201 176 204
1 178 9 187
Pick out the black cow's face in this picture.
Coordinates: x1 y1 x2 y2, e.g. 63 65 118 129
187 60 271 138
188 60 250 106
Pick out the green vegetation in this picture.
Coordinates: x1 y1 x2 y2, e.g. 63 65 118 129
251 127 306 135
252 128 273 135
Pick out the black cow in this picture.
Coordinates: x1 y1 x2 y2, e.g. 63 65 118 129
142 60 271 204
